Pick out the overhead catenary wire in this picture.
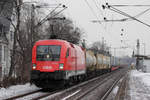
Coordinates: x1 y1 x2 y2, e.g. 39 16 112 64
91 0 117 45
92 0 107 30
110 5 150 27
93 0 104 18
88 1 124 53
84 0 101 24
91 0 115 42
83 0 113 49
102 3 148 50
110 5 150 7
36 3 62 27
111 7 150 22
93 7 150 23
127 7 150 20
103 3 141 55
105 4 150 28
35 4 67 28
84 0 112 42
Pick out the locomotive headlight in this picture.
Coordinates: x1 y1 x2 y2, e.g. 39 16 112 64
59 64 64 69
32 64 36 69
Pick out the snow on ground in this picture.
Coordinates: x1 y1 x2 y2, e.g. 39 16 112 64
127 70 150 100
0 83 40 99
112 86 119 95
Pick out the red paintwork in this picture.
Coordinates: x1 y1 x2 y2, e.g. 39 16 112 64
111 66 119 71
32 39 86 73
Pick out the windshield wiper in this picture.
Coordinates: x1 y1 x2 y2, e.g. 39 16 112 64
49 48 54 61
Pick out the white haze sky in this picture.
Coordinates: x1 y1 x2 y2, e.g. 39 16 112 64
25 0 150 57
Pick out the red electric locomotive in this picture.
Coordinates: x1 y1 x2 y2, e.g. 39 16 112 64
31 40 86 88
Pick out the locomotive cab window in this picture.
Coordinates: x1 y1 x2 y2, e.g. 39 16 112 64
36 45 61 61
66 48 70 58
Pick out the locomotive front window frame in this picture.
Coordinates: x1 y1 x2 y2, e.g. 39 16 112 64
36 45 61 61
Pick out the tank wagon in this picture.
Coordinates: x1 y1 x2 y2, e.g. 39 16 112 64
31 40 118 88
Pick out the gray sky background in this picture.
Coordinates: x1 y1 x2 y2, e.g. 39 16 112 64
26 0 150 57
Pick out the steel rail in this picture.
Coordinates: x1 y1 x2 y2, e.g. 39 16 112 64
101 73 127 100
31 89 63 100
75 71 123 100
38 71 116 100
5 89 42 100
73 68 128 100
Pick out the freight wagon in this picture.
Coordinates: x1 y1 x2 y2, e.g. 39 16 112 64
31 40 120 88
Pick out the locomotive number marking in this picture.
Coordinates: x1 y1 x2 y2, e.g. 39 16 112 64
43 66 52 69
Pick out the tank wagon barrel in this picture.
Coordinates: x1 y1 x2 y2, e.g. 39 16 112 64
86 50 96 71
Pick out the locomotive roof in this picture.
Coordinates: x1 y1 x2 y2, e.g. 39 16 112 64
35 39 69 45
34 39 84 51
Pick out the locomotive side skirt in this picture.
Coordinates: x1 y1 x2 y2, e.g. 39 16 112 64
31 70 86 80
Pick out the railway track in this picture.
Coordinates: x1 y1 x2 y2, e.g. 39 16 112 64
5 88 64 100
39 72 112 100
4 68 128 100
115 74 128 100
101 74 126 100
75 73 117 100
43 67 128 100
5 89 42 100
31 89 64 100
56 67 128 100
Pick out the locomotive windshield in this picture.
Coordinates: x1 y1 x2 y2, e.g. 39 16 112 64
36 45 61 61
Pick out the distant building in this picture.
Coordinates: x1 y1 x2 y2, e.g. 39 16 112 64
0 0 14 80
143 60 148 72
134 54 150 72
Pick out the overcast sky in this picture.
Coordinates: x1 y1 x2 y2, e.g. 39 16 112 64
26 0 150 57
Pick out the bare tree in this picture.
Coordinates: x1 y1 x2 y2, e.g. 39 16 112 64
0 0 84 85
0 0 22 77
14 4 46 82
0 0 24 86
8 0 22 77
90 41 110 55
46 16 83 44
